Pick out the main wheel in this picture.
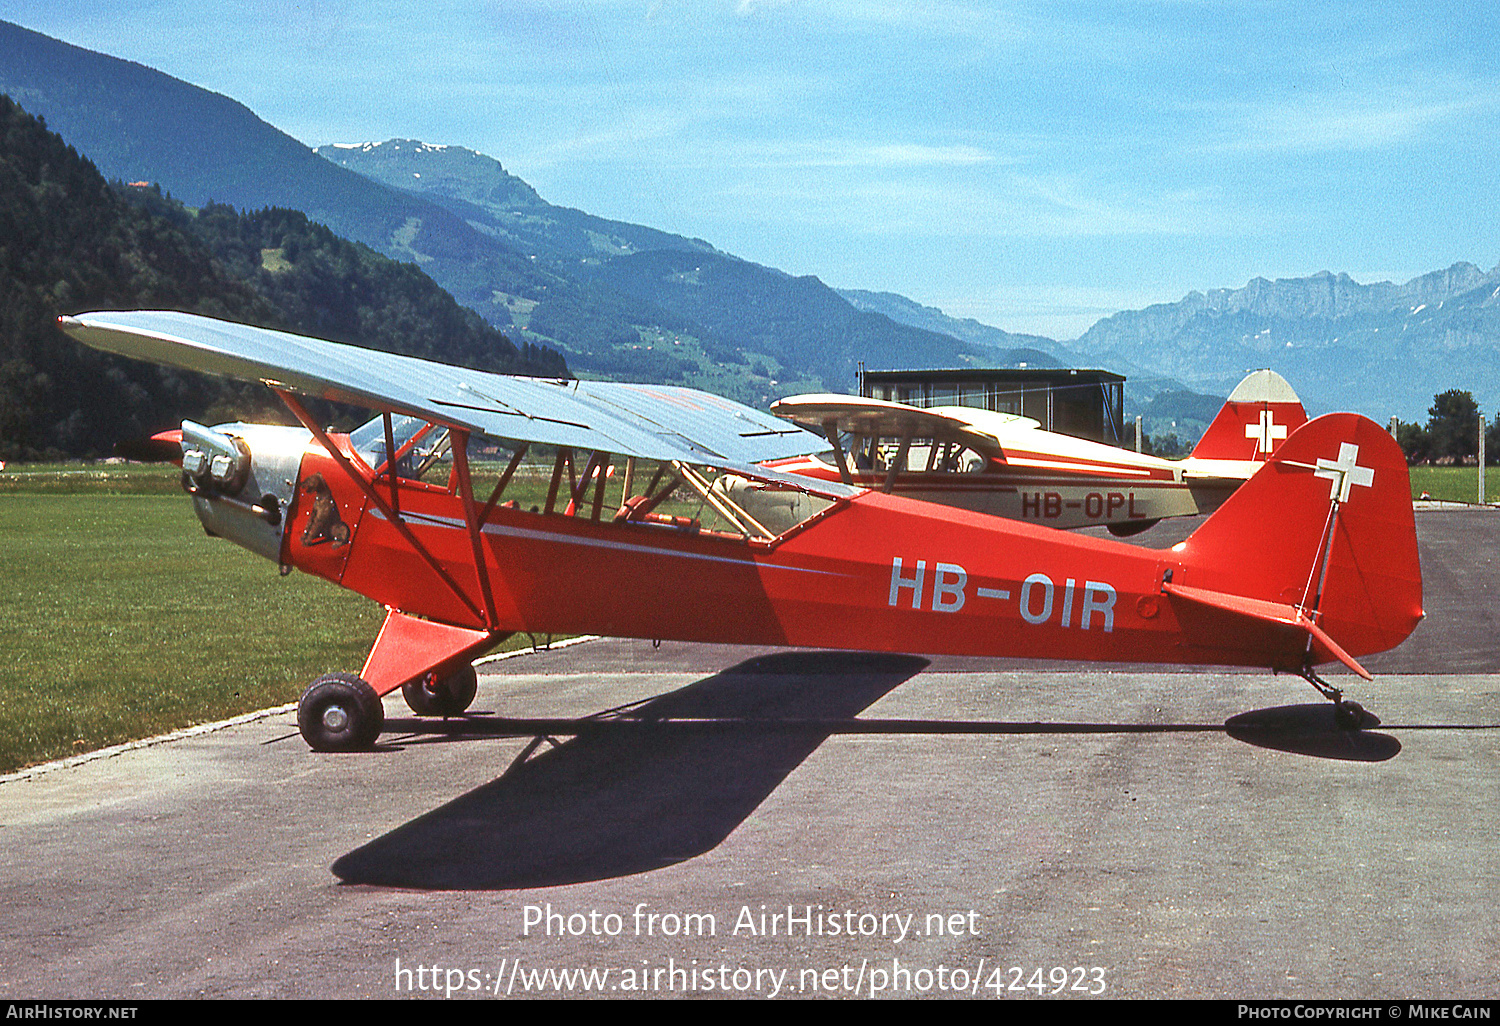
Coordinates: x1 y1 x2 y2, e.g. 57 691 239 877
1107 519 1159 538
298 673 384 751
402 665 478 717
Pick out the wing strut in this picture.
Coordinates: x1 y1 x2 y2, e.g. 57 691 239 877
478 443 530 526
451 429 499 628
883 428 914 493
821 420 855 486
276 390 488 628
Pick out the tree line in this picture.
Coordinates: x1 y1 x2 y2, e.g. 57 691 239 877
1394 390 1500 465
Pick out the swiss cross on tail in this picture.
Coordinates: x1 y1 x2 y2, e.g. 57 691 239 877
1245 409 1287 455
1314 442 1375 502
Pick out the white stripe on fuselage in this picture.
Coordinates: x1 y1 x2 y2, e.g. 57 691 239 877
367 507 850 577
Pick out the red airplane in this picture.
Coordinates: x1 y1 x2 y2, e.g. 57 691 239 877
61 311 1422 751
764 369 1310 535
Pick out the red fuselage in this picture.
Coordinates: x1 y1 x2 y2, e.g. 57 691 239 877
279 432 1415 676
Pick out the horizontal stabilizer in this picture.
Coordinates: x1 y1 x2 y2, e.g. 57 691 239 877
1164 582 1371 679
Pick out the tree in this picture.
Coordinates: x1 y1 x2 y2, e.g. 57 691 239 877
1148 431 1189 458
1425 389 1479 462
1395 421 1431 464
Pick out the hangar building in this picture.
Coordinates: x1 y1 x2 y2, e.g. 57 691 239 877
857 367 1127 445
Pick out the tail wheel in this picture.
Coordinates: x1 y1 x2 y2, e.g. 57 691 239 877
1334 700 1367 732
402 665 478 717
298 673 384 751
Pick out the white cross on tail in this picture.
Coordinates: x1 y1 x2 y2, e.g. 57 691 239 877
1314 442 1375 502
1245 409 1287 455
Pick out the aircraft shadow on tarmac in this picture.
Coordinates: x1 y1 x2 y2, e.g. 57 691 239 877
1224 704 1401 761
332 651 928 890
331 650 1411 890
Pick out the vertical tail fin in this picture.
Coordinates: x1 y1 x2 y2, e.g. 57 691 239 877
1168 413 1422 671
1191 369 1309 462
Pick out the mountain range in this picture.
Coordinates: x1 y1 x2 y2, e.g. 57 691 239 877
1075 264 1500 418
0 20 1026 410
3 17 1497 424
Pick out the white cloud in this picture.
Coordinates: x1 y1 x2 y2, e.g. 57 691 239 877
735 0 795 14
1195 81 1500 155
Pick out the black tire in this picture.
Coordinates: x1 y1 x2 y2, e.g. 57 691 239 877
1106 519 1159 538
402 665 479 717
298 673 384 751
1334 700 1366 732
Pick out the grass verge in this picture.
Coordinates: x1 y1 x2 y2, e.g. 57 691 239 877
0 494 387 773
1408 465 1498 504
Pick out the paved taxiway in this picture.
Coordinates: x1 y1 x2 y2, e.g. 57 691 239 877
0 511 1495 999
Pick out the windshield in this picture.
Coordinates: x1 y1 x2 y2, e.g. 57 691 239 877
347 415 855 541
350 414 452 481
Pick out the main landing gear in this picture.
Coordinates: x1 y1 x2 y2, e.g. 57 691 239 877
298 673 384 752
401 665 479 718
1296 665 1368 731
296 665 480 751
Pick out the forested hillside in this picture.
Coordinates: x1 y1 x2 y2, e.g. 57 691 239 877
0 96 563 459
323 140 1016 394
128 192 566 377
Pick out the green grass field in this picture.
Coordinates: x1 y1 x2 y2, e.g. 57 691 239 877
0 462 186 495
0 492 388 773
1407 465 1499 504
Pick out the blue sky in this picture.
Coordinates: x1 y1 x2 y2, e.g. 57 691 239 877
5 1 1497 339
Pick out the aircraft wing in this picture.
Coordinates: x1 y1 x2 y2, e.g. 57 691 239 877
60 310 820 465
769 393 1039 455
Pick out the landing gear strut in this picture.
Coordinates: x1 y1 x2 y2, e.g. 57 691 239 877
1296 665 1367 732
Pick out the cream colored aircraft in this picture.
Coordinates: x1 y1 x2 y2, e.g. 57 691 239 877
763 370 1309 536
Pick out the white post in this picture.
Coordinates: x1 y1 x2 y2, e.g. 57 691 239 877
1134 415 1143 453
1480 410 1487 505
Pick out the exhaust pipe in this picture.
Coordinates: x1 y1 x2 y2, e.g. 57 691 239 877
180 420 251 494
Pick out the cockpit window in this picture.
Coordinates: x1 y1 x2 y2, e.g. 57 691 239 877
822 439 990 474
350 414 452 482
348 416 852 542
